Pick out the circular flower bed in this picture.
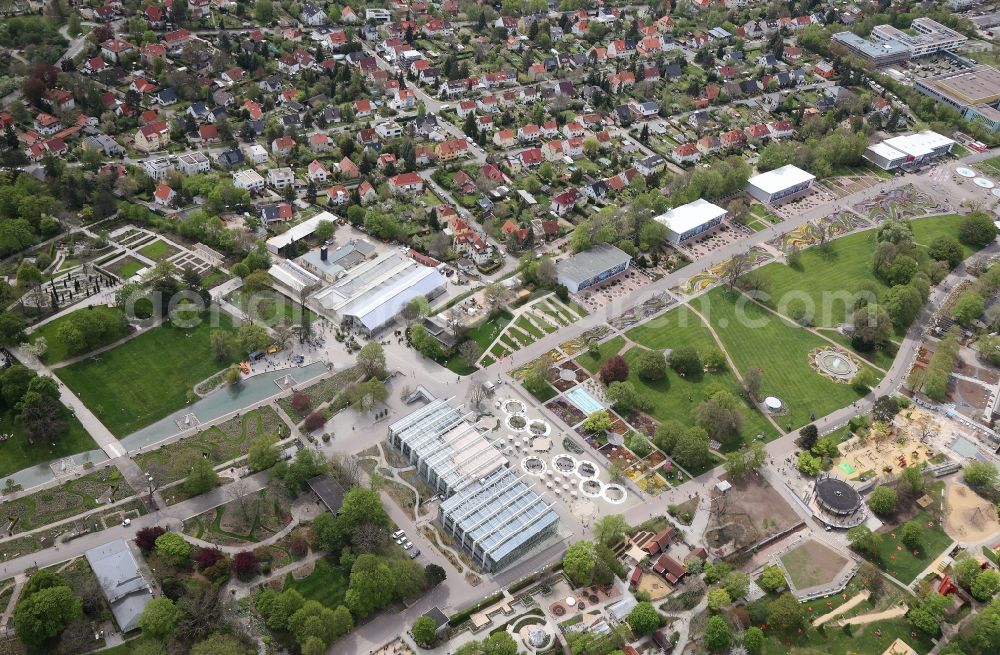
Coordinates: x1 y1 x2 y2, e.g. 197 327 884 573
553 454 577 473
521 456 547 476
580 479 604 498
603 484 627 504
506 414 527 431
576 461 598 479
528 419 551 436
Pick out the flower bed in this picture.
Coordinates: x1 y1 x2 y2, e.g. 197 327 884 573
546 399 586 426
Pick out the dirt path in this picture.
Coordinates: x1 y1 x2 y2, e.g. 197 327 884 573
812 589 870 626
834 603 907 626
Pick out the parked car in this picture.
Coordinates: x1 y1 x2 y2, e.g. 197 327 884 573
391 530 405 539
403 541 413 550
409 549 421 559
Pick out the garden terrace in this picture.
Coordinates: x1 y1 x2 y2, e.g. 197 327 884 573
135 406 288 485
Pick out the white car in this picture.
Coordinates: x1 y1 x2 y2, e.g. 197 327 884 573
396 536 406 545
122 518 131 527
403 541 413 550
391 530 405 539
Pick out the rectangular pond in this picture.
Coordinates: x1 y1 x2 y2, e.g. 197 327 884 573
565 387 605 415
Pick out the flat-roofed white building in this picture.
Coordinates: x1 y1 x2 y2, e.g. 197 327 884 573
268 259 321 295
872 130 955 169
745 164 815 204
177 151 210 175
654 198 727 244
265 211 338 254
232 168 265 192
313 251 446 335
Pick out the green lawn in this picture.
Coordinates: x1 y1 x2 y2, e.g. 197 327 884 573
56 314 237 437
116 259 146 279
755 229 887 327
909 213 979 258
515 315 544 339
230 289 318 328
695 288 876 430
760 616 935 655
872 510 952 584
0 406 97 478
284 557 349 609
29 306 129 363
622 306 776 449
138 239 174 260
757 214 978 328
440 311 513 375
576 336 626 374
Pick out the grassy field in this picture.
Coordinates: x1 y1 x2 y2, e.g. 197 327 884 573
695 288 876 430
229 289 318 328
29 305 128 363
0 406 97 478
284 557 349 609
576 336 626 374
622 306 776 448
138 239 175 261
909 213 979 258
440 310 513 374
56 314 237 437
759 616 935 655
756 229 886 327
872 510 952 584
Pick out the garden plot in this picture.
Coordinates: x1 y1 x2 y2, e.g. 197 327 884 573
183 481 294 545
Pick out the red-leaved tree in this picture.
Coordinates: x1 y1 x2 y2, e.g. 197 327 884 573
134 526 166 552
600 355 630 384
195 547 224 570
232 551 258 580
291 393 312 413
303 411 326 432
288 538 307 558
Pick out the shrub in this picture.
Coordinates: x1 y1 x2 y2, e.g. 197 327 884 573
135 525 166 552
233 551 259 580
303 411 326 432
291 393 312 413
289 538 308 558
599 355 629 384
195 547 224 570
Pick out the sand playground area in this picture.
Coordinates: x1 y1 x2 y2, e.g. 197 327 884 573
945 482 1000 542
636 572 672 601
835 430 934 481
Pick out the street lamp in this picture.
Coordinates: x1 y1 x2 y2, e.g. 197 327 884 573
146 473 157 508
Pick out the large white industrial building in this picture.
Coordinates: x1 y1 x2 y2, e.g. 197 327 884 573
388 399 559 573
654 199 727 244
745 165 816 204
313 251 446 335
863 130 955 170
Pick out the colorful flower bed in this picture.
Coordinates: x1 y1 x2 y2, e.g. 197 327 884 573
545 398 586 426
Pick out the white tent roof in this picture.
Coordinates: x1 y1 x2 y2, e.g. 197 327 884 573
747 164 815 195
654 199 727 235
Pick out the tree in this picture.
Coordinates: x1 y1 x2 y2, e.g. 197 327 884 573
138 597 180 639
757 565 786 593
237 323 270 354
971 597 1000 653
634 349 666 381
563 541 597 585
248 435 280 471
345 554 395 617
767 592 805 633
721 253 750 290
964 461 999 492
974 569 1000 602
873 395 900 423
694 390 744 442
607 381 644 412
155 532 191 563
723 571 750 600
909 592 951 636
928 235 965 268
356 341 386 379
279 448 328 494
0 313 25 346
135 526 166 552
183 458 220 496
847 525 881 558
482 283 512 316
412 616 437 646
707 588 732 612
900 521 923 550
581 410 613 435
868 486 897 515
594 514 628 546
673 426 711 470
743 366 763 401
627 601 660 636
459 340 484 367
704 615 731 652
669 345 702 376
599 354 629 384
797 424 819 449
744 626 764 654
14 584 82 647
233 551 258 580
883 284 923 328
254 0 274 23
425 563 447 587
955 557 985 590
339 487 390 532
960 212 998 247
952 291 985 325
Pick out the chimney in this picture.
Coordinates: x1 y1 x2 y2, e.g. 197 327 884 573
320 242 328 261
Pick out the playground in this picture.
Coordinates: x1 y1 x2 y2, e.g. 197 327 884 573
944 482 1000 542
834 430 934 482
779 538 852 592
